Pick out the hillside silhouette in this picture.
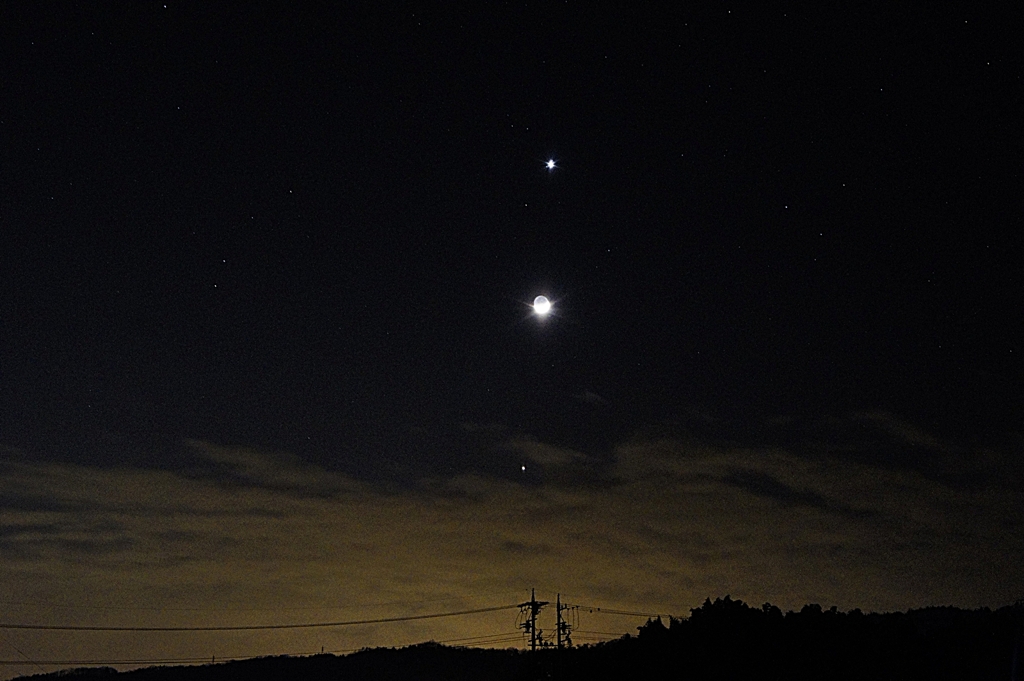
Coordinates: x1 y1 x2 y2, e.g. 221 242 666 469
17 597 1024 681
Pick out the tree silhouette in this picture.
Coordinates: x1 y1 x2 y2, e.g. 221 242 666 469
16 599 1024 681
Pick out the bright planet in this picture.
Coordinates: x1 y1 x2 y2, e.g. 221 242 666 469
533 295 551 315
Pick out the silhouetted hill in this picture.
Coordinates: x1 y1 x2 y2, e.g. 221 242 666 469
21 644 534 681
18 599 1024 681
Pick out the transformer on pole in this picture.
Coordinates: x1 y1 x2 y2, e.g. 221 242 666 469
517 588 549 651
556 593 573 649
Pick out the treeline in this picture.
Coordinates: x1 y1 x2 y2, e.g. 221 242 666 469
577 596 1023 679
20 597 1024 681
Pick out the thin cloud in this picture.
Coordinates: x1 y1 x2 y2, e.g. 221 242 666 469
574 391 609 406
0 426 1020 672
850 411 953 452
502 438 588 467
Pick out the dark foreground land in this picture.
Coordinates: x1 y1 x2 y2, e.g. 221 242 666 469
20 598 1024 681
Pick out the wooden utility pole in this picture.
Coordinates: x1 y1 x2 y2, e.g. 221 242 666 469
518 588 549 651
556 594 573 649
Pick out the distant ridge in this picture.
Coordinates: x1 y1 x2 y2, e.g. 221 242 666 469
15 599 1024 681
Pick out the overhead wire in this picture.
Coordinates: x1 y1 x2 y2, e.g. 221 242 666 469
435 631 524 646
574 629 632 637
0 657 216 667
0 594 484 613
0 629 48 674
0 604 520 632
0 631 529 667
0 595 675 669
566 603 676 619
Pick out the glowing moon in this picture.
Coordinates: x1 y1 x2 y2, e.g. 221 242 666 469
533 295 552 315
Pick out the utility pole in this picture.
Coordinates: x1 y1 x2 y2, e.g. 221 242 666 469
518 588 549 651
556 594 573 649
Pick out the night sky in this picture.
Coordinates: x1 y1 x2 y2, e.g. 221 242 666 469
1 3 1022 674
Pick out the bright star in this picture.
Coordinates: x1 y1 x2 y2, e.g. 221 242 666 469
546 159 557 171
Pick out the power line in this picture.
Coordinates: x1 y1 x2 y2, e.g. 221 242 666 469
0 593 680 671
321 630 526 656
0 598 668 669
0 629 47 674
436 631 523 645
459 637 523 648
0 631 529 667
0 604 519 632
0 657 215 667
566 603 676 619
575 629 632 637
0 595 481 613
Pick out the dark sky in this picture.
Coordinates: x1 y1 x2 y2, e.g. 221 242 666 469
1 3 1022 674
